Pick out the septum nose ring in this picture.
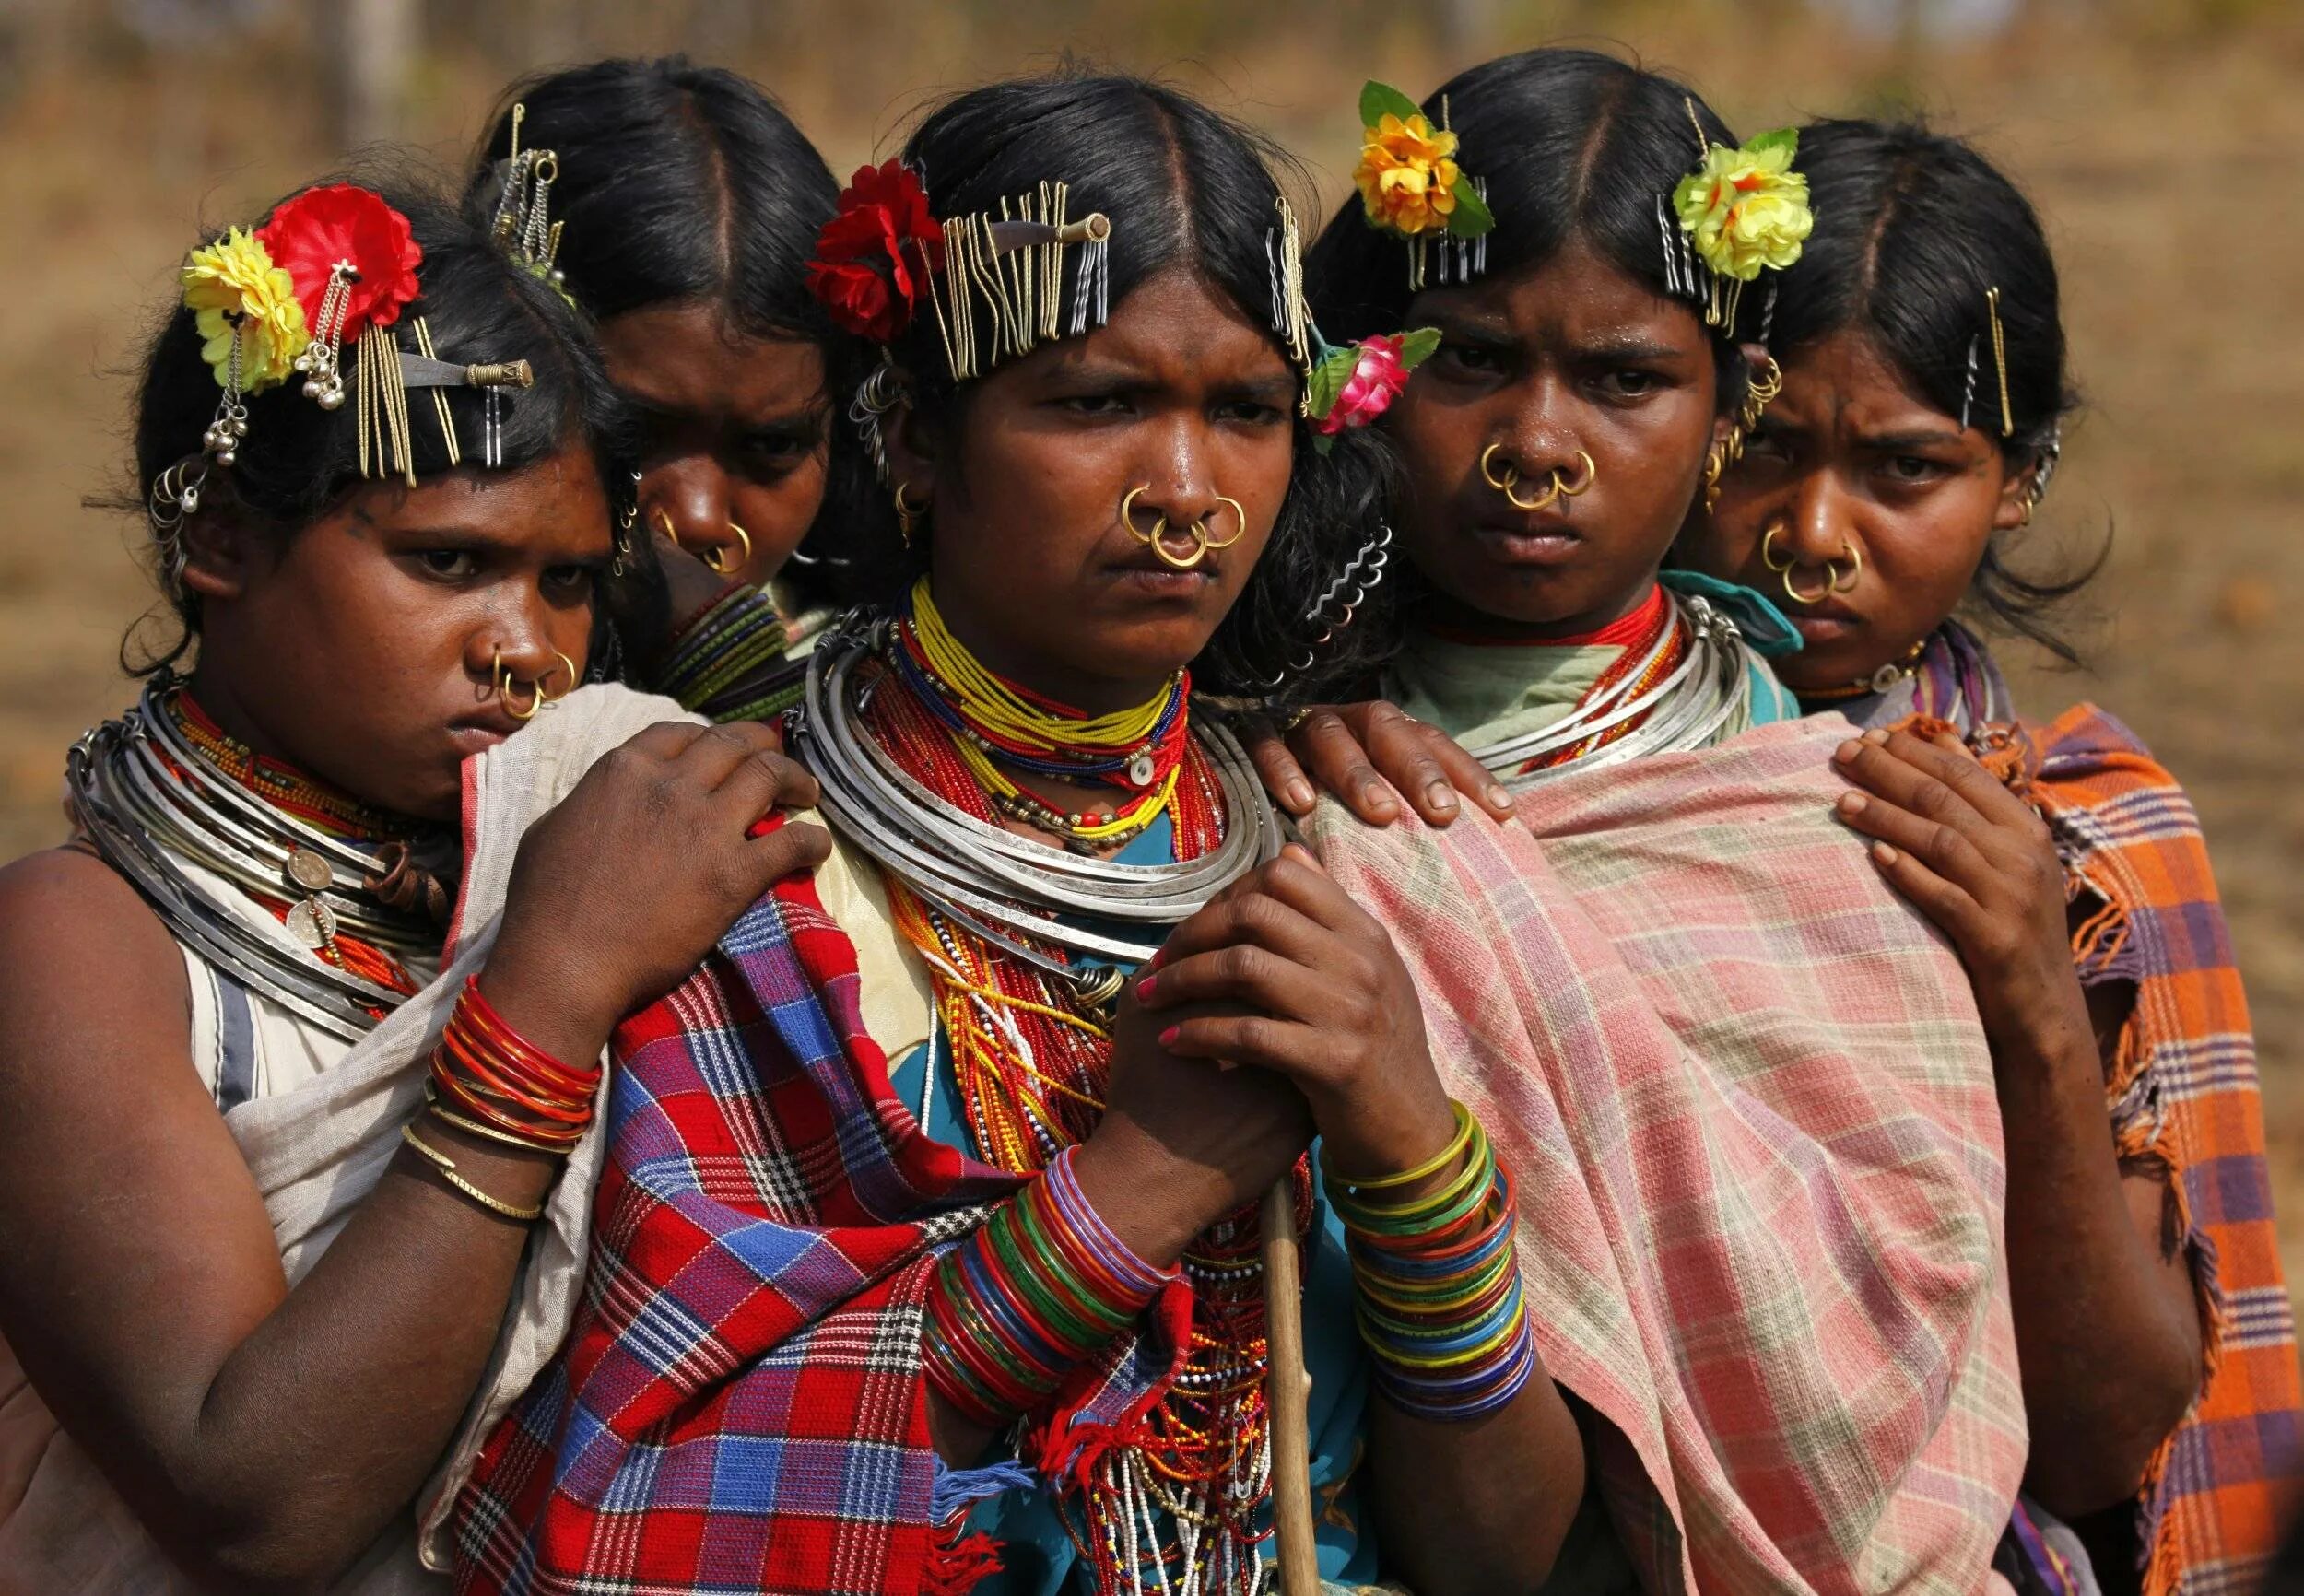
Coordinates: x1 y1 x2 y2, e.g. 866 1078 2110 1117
493 647 579 721
1479 443 1598 511
1121 484 1246 570
1760 521 1859 607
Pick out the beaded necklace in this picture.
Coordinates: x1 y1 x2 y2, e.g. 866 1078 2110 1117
1516 591 1690 774
891 579 1190 847
163 692 427 1005
856 626 1302 1596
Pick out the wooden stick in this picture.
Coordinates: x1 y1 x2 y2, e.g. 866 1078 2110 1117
1262 1176 1321 1594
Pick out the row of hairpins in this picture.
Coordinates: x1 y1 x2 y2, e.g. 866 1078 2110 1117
921 182 1111 382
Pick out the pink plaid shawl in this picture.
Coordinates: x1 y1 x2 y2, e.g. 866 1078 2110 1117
1309 715 2027 1595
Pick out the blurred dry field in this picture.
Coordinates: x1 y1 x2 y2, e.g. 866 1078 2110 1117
2 2 2300 1288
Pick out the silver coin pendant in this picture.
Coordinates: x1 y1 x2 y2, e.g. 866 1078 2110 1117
286 897 338 950
285 845 335 893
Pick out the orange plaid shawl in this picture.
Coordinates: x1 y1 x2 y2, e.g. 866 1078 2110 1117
2020 703 2303 1595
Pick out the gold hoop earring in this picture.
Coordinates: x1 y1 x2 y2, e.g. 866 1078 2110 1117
1831 541 1863 593
1761 520 1797 572
1119 484 1167 544
1551 450 1597 498
1478 443 1521 494
893 484 924 546
702 521 752 577
652 508 683 551
1702 442 1728 515
1196 495 1247 551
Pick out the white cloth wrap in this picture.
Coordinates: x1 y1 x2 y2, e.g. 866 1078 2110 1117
0 684 693 1594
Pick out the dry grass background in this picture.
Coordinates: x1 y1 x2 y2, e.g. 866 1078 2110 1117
4 0 2300 1292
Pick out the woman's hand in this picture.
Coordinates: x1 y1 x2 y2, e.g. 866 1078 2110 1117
486 721 830 1057
1829 726 2088 1052
1243 702 1512 828
1134 843 1456 1177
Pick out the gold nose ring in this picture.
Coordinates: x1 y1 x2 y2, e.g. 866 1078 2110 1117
495 651 544 721
1120 483 1167 543
702 520 753 576
1504 475 1560 512
1479 443 1520 494
1831 541 1862 593
1552 450 1597 498
652 508 683 551
1761 521 1798 572
1195 495 1247 551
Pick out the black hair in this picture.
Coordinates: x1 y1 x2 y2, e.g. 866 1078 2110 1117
858 70 1398 700
464 57 868 604
127 177 633 675
1769 118 2096 663
1307 48 1754 416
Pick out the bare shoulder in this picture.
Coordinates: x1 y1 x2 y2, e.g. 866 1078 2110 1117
0 845 193 1095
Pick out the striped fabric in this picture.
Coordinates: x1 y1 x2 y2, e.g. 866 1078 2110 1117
1307 713 2028 1596
2025 705 2303 1595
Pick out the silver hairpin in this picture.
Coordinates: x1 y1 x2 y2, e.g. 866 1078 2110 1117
1960 336 1981 432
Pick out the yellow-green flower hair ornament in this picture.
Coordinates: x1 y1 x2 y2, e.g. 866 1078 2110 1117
180 229 312 398
1352 81 1494 288
1660 111 1814 334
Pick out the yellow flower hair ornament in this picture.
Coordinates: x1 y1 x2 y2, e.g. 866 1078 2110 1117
1352 81 1494 288
1660 115 1814 334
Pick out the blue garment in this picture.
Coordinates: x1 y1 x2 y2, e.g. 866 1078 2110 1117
1660 569 1804 727
899 818 1379 1592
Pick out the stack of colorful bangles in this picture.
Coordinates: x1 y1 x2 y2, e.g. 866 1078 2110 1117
658 582 810 722
922 1145 1179 1427
403 975 602 1223
1324 1101 1534 1421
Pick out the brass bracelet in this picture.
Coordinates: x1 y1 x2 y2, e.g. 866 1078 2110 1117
399 1122 547 1223
423 1088 576 1156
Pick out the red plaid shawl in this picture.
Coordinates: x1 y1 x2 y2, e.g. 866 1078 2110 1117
450 840 1204 1596
2022 705 2303 1596
1309 714 2028 1595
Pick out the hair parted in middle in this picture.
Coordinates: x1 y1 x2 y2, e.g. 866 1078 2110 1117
840 69 1402 702
1309 47 1763 417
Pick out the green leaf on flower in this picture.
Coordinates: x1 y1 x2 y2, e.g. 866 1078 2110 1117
1358 80 1425 131
1445 180 1496 239
1746 126 1799 159
1395 327 1441 370
1305 343 1358 420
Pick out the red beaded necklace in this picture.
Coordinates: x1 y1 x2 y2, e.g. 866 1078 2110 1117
860 653 1303 1592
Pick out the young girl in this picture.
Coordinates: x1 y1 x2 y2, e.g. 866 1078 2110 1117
465 57 860 606
1287 51 2030 1592
1303 52 1804 782
453 72 1582 1596
1685 117 2301 1595
0 181 824 1591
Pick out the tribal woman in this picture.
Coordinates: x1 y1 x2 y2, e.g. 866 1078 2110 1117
453 73 1587 1596
1265 51 2033 1592
1297 53 1806 791
463 57 865 712
0 181 826 1591
1683 118 2302 1595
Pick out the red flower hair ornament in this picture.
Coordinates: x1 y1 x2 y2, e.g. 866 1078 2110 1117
256 183 423 344
806 161 945 343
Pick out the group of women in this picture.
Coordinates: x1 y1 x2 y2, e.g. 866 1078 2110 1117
0 43 2291 1596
